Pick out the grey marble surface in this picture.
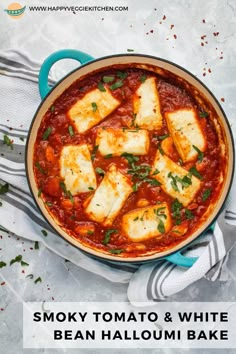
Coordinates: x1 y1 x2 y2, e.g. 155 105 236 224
1 0 236 353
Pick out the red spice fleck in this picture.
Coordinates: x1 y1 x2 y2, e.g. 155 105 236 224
163 15 166 20
1 308 4 311
205 41 208 44
48 288 51 290
173 34 177 39
159 21 162 24
146 32 149 35
23 249 25 252
0 236 2 239
30 247 33 250
154 8 157 11
9 127 13 130
101 18 104 21
150 30 154 33
22 270 25 274
213 32 219 36
144 23 146 26
1 282 5 286
202 19 206 23
201 35 207 40
17 237 20 240
166 38 169 40
208 68 212 73
52 297 55 300
203 73 206 76
201 43 204 46
221 98 225 102
219 56 223 59
8 235 11 238
170 24 174 29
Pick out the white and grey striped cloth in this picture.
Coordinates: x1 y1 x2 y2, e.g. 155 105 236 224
0 50 235 304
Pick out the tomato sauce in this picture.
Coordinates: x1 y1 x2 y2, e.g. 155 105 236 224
33 67 226 257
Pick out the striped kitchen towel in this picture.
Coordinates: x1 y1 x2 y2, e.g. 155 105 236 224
0 50 235 302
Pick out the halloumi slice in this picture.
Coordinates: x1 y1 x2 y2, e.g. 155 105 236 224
151 151 201 206
122 203 171 242
60 144 96 195
68 87 121 133
165 108 206 162
96 128 150 156
85 164 133 226
133 77 163 130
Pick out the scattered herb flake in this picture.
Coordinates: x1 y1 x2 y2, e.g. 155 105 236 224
202 188 211 201
10 255 22 266
157 143 164 155
104 153 113 159
102 229 118 245
0 183 9 195
127 48 134 52
189 166 203 180
110 80 124 90
171 199 183 225
109 249 124 254
193 145 204 162
178 158 183 166
185 209 194 220
35 161 46 175
41 229 48 237
34 277 42 284
68 125 74 137
38 188 42 198
21 261 29 266
157 219 165 234
20 137 25 142
98 82 106 92
26 274 34 279
3 134 13 149
68 191 74 204
139 75 147 83
91 145 99 161
95 167 105 176
133 216 139 221
102 76 115 83
45 201 52 207
0 202 2 207
199 111 209 118
116 71 127 79
88 186 94 191
152 169 160 175
0 261 7 268
121 152 139 165
34 241 39 250
59 181 67 195
50 105 55 112
87 230 94 235
42 127 52 140
91 102 97 112
158 134 169 140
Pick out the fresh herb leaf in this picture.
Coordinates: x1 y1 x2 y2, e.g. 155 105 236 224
91 102 97 112
10 255 22 266
133 216 139 221
42 127 52 140
185 209 194 220
59 181 67 195
34 277 42 284
178 158 183 166
152 169 160 175
193 145 204 162
88 186 94 191
95 167 105 176
87 230 94 235
157 219 165 234
91 145 99 161
121 152 139 165
98 82 106 92
171 199 183 225
102 76 115 83
168 172 179 192
34 241 39 250
41 229 48 237
139 75 147 83
0 261 7 268
50 105 55 112
68 125 74 137
157 143 164 155
109 249 124 254
158 134 169 140
202 188 211 201
189 166 203 180
68 190 74 204
144 178 161 187
38 188 42 198
45 201 52 207
102 229 118 245
20 137 25 142
110 80 124 90
199 111 209 118
35 161 46 175
116 71 127 79
0 183 9 195
104 154 113 159
26 274 34 279
21 261 29 266
175 175 192 189
127 48 134 52
3 135 13 149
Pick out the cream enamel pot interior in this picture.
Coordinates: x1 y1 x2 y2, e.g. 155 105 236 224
26 50 235 266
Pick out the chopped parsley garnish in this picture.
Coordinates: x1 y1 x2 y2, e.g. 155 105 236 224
42 127 52 140
59 181 67 195
102 229 118 245
35 162 46 175
178 158 183 166
199 111 209 118
152 169 160 175
45 201 52 207
10 255 22 266
168 172 179 192
21 261 29 266
3 134 13 149
41 229 48 237
95 167 105 176
189 166 203 180
38 188 42 198
68 190 74 204
34 241 39 250
171 199 183 225
20 137 24 142
87 230 94 235
0 261 7 268
91 145 99 161
88 186 94 191
144 178 161 187
157 219 165 234
139 75 147 83
202 188 211 201
98 82 106 92
0 183 9 195
157 143 164 155
121 152 139 165
116 71 127 79
110 80 124 90
193 145 204 162
104 154 113 159
133 216 139 221
26 274 34 279
109 249 124 254
102 76 115 83
185 209 194 220
91 102 97 112
127 48 134 52
68 125 74 137
34 277 42 284
50 105 55 112
158 134 169 140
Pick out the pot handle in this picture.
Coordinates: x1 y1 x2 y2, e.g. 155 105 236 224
38 49 94 99
164 222 216 267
